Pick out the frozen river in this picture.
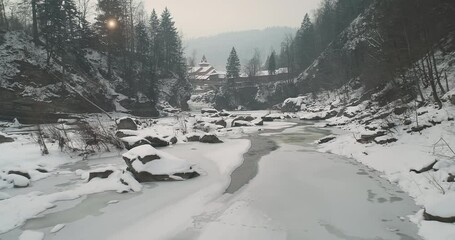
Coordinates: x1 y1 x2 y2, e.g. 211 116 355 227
175 124 422 240
0 122 422 240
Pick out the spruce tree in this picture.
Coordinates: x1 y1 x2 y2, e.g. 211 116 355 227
268 51 277 75
159 8 180 76
149 9 160 76
38 0 80 66
295 13 316 70
226 47 241 78
95 0 125 76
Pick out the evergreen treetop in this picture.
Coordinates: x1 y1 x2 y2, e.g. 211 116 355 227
226 47 241 79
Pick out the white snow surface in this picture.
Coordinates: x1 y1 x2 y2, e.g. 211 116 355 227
18 230 44 240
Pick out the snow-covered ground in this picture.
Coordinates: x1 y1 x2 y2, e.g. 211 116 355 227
316 106 455 240
0 113 294 239
0 108 452 239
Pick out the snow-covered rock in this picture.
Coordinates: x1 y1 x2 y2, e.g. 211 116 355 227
0 134 14 144
232 120 255 127
121 136 151 150
200 134 223 144
116 117 138 130
5 174 30 188
201 108 218 114
424 192 455 223
122 145 199 182
282 97 307 112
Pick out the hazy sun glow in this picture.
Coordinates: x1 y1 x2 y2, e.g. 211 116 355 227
107 19 117 30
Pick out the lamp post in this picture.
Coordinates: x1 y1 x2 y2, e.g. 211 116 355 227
106 18 117 77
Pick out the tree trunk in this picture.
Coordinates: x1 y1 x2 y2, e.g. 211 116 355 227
425 55 443 109
32 0 39 44
430 49 446 94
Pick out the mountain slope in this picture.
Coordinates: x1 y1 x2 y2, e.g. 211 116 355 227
0 31 190 123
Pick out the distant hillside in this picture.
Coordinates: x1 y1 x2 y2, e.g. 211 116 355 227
184 27 296 70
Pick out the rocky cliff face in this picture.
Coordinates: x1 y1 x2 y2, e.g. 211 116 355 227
0 31 191 123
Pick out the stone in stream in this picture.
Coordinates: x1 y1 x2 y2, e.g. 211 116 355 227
201 108 218 114
232 120 255 127
116 117 138 130
6 174 30 188
219 110 231 117
186 133 201 142
374 136 397 145
447 173 455 183
252 118 264 126
115 129 139 138
167 136 178 145
8 170 31 179
122 145 199 182
200 134 223 143
261 116 274 122
143 135 170 148
215 119 227 128
88 170 114 181
0 134 14 144
121 136 151 150
424 192 455 223
357 130 386 144
233 115 255 122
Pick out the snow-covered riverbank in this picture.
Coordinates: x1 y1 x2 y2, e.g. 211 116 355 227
0 113 294 239
281 87 455 239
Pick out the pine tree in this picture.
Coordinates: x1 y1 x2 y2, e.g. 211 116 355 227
135 21 149 59
226 47 241 78
95 0 125 76
159 8 180 76
38 0 80 66
268 51 277 75
149 9 160 76
295 13 316 70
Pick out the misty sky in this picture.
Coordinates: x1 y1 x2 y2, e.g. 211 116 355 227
143 0 322 39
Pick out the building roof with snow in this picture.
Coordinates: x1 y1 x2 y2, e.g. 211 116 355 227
189 56 224 81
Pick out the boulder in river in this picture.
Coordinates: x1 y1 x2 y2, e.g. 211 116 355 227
219 110 231 117
0 134 14 144
186 133 201 142
232 120 255 127
261 116 274 122
215 119 227 128
6 174 30 188
423 192 455 223
8 170 31 179
122 145 199 182
143 135 170 148
374 136 397 145
116 117 138 130
88 170 114 181
201 108 218 114
251 118 264 126
121 136 151 150
357 130 386 144
115 129 139 138
234 115 255 122
200 134 223 143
